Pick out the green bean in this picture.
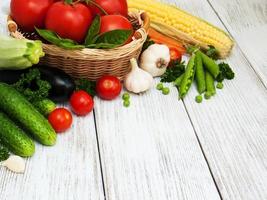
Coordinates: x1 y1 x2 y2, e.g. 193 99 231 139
179 54 196 99
204 92 212 100
195 51 206 94
200 51 220 79
205 71 216 96
173 73 185 87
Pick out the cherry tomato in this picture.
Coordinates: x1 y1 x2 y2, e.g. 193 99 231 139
45 2 93 43
169 47 182 61
48 108 73 133
10 0 53 31
70 90 94 116
88 0 128 16
96 75 122 100
99 15 133 34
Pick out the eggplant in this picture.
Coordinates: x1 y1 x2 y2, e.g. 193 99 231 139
38 66 75 102
0 66 75 103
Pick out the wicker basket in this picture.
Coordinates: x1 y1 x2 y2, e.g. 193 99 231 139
7 13 149 81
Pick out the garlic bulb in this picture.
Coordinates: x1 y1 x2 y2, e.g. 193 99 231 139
140 44 171 77
1 155 26 173
124 58 153 93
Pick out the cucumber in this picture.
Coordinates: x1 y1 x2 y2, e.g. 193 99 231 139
0 112 35 157
33 99 56 117
0 83 57 146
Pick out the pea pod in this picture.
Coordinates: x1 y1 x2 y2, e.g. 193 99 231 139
179 54 196 99
195 51 206 94
200 51 220 78
205 71 216 96
173 73 184 87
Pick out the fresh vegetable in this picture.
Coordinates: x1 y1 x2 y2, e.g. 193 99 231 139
122 93 130 100
13 68 51 103
148 28 186 55
200 52 220 79
173 73 184 88
205 71 216 96
0 144 9 162
99 15 133 43
156 83 164 90
195 95 203 103
195 51 206 94
10 0 53 31
48 108 73 133
128 0 234 58
0 83 56 146
75 79 96 97
33 99 56 116
179 54 196 99
206 45 220 60
216 82 224 89
169 47 183 61
96 75 122 100
124 58 153 94
140 44 170 77
38 66 76 103
204 92 212 100
0 36 44 69
0 112 35 157
88 0 128 16
70 90 94 116
123 100 130 107
0 155 25 174
45 1 93 43
160 60 185 83
162 87 170 95
216 62 235 82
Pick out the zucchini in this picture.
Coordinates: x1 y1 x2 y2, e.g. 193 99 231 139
0 83 57 146
0 112 35 157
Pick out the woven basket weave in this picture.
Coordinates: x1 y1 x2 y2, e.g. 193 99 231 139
7 13 149 81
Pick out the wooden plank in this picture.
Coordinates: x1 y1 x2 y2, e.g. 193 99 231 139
207 0 267 87
94 82 221 200
164 0 267 199
0 110 105 200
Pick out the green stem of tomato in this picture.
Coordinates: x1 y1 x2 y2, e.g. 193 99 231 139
87 0 108 15
64 0 73 5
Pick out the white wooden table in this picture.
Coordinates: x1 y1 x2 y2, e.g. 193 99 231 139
1 0 267 199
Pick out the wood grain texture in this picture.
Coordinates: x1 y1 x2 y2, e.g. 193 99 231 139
166 0 267 199
208 0 267 87
0 109 105 200
94 83 220 200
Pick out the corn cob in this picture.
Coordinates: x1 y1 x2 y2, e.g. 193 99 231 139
127 0 234 58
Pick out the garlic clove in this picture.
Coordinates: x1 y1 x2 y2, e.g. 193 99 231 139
1 155 26 173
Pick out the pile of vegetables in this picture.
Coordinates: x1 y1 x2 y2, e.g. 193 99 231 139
0 0 237 173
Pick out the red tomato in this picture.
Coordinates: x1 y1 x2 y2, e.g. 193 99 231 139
45 2 93 43
99 15 133 34
88 0 128 16
70 90 94 116
169 47 182 61
48 108 73 133
96 76 122 100
10 0 53 31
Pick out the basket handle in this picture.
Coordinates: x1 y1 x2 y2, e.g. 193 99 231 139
133 12 149 39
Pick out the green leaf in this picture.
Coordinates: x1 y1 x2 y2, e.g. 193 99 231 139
86 43 120 49
35 28 85 50
64 0 73 4
75 79 96 97
85 15 101 45
95 29 132 46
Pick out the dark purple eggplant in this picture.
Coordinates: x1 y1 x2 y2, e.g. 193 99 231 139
0 66 75 103
38 66 75 103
